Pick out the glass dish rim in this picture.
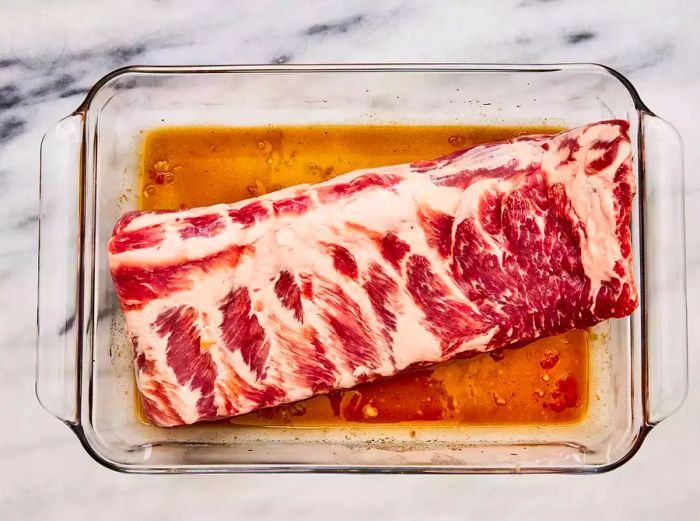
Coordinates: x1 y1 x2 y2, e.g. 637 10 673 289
74 62 654 116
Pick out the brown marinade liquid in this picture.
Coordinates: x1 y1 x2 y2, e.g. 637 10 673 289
137 124 588 426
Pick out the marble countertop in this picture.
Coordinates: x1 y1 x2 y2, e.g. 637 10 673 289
1 0 698 519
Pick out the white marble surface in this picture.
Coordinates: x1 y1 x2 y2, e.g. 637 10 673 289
1 0 699 519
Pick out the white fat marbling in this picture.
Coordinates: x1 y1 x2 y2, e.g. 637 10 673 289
1 0 699 519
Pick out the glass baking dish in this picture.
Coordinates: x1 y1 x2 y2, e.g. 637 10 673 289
36 64 688 474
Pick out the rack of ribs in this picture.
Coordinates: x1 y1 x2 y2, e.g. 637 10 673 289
108 120 637 427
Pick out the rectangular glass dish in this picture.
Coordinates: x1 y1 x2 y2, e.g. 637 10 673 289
37 64 688 474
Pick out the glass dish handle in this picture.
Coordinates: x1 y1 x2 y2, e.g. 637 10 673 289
641 112 688 425
36 114 83 425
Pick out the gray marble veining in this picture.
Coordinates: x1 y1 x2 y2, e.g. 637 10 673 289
1 0 698 519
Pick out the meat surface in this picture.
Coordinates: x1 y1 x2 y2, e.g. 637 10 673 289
109 120 638 427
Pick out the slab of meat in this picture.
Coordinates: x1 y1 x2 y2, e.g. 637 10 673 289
109 120 638 427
